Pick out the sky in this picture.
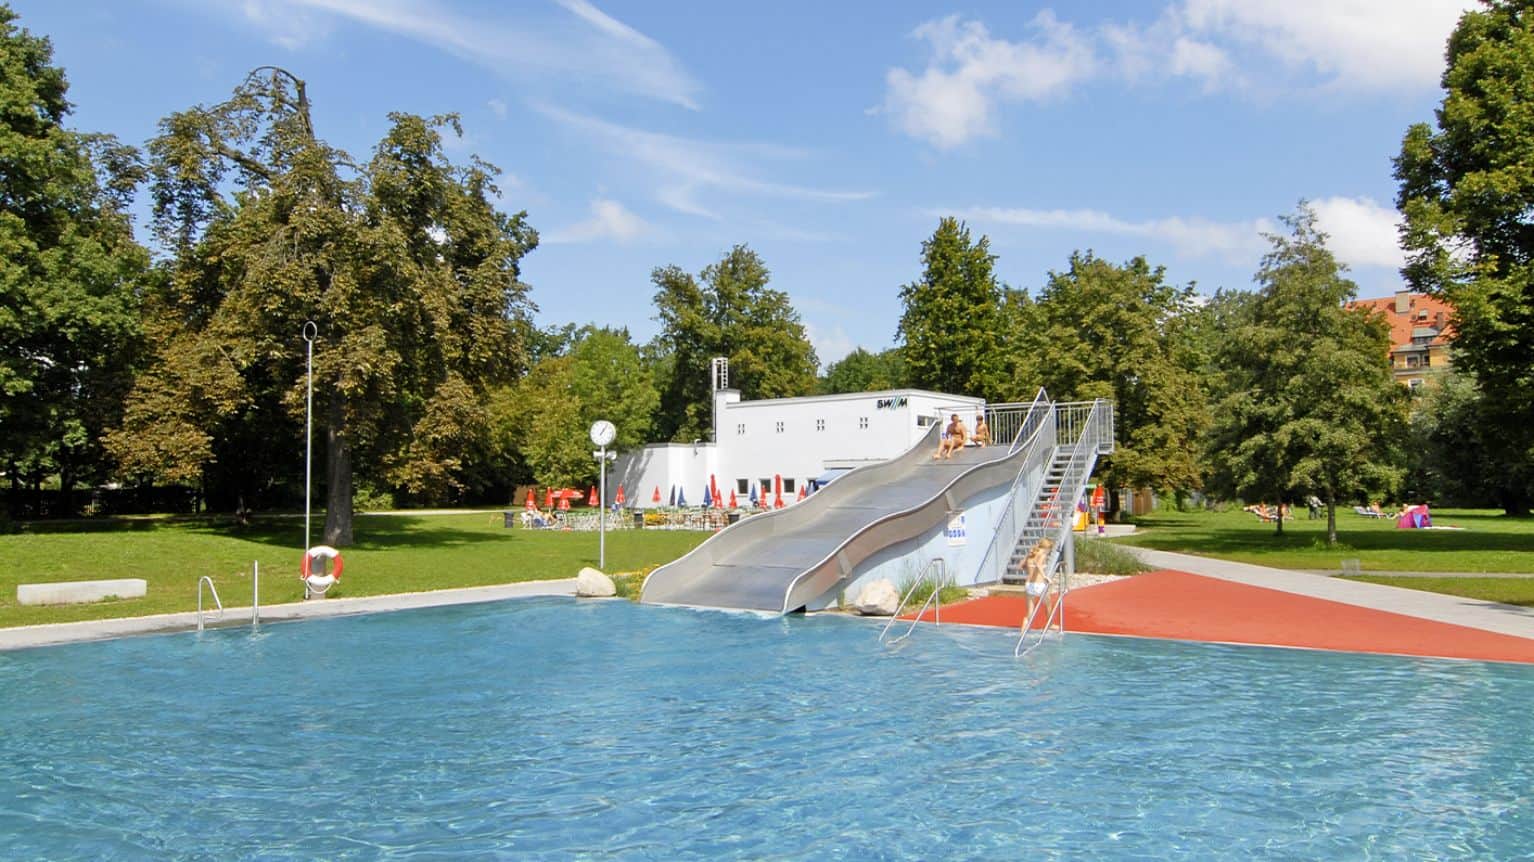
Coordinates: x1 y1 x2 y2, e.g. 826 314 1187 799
14 0 1477 365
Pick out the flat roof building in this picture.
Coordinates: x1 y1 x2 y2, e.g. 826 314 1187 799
613 385 984 508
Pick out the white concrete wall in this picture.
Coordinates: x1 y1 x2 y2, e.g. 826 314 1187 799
610 444 718 508
612 388 982 508
712 389 983 501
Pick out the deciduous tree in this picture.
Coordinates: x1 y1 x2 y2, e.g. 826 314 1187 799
1395 0 1534 514
113 69 536 542
651 245 816 441
1207 205 1406 544
0 7 150 515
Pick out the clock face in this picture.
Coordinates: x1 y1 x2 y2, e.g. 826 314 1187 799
590 420 616 446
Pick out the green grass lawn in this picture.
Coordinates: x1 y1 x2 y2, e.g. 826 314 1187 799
1116 507 1534 574
1343 576 1534 607
0 514 708 628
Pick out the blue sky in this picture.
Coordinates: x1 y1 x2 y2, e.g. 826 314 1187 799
16 0 1474 364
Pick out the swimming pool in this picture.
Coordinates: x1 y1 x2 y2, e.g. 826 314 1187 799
2 598 1531 859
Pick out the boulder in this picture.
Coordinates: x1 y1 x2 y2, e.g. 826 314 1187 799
575 567 616 598
852 578 900 616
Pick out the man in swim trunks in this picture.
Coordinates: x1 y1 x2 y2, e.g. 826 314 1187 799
934 413 966 459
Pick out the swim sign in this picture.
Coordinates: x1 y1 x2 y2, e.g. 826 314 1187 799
946 511 967 546
874 396 908 410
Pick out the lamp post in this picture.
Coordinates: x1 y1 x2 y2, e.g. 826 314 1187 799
302 321 317 558
590 420 616 570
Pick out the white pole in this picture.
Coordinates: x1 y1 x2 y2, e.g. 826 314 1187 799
598 444 607 570
252 560 260 626
303 321 317 560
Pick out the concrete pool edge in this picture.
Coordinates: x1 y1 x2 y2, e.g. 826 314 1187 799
0 578 579 651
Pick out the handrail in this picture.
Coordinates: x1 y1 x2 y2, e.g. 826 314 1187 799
251 561 260 626
1014 571 1066 657
1036 399 1114 581
878 558 948 645
972 393 1055 586
197 576 223 633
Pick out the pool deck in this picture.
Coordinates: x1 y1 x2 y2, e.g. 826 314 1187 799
0 578 578 651
916 549 1534 664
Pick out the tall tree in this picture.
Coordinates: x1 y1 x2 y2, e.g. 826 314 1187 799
651 245 817 441
819 347 907 394
1395 0 1534 515
0 7 150 516
1207 205 1406 543
1406 371 1534 510
897 218 1004 399
112 69 536 543
496 326 660 489
1022 253 1210 500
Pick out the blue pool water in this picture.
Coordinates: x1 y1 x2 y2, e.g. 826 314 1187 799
2 599 1533 860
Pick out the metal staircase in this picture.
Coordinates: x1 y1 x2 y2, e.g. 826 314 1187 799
1003 449 1077 584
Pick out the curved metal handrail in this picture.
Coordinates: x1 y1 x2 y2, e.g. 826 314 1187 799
878 559 948 645
197 576 224 633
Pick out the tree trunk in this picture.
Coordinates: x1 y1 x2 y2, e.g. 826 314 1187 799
323 388 353 546
7 460 18 519
1274 498 1284 536
1497 488 1531 518
1326 497 1337 546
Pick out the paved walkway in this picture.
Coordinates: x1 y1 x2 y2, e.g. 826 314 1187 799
0 579 578 651
1302 569 1534 579
914 549 1534 663
1128 548 1534 640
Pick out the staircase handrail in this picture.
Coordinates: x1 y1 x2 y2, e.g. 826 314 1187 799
972 392 1056 586
1038 399 1114 580
878 558 948 645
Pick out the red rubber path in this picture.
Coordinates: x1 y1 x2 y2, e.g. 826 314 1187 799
915 570 1534 664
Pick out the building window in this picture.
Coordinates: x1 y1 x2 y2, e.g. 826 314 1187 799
916 415 935 427
816 419 825 431
859 417 869 430
783 478 796 493
1408 378 1425 392
1422 354 1431 367
1406 355 1420 369
775 421 785 433
759 478 772 496
737 423 746 435
737 479 749 494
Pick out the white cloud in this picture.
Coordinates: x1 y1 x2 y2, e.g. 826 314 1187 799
946 196 1405 271
1310 196 1404 269
546 198 649 244
538 106 875 219
881 12 1097 149
1177 0 1475 92
235 0 702 109
486 98 508 118
947 205 1272 265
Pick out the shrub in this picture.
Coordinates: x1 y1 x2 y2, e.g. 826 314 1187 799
1073 537 1151 575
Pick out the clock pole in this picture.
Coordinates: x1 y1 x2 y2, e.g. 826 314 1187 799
589 420 616 570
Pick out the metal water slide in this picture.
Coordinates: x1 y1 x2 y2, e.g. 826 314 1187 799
640 394 1054 614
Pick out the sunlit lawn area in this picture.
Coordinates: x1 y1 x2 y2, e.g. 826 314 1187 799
1116 507 1534 574
1341 576 1534 607
0 513 709 628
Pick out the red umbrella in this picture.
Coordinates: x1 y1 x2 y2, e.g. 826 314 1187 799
797 485 807 501
588 486 598 507
652 486 661 503
773 474 784 509
544 487 554 508
710 474 722 509
525 489 537 511
615 485 626 506
557 496 571 511
728 489 737 509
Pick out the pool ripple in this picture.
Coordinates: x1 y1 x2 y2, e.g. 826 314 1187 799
3 598 1534 859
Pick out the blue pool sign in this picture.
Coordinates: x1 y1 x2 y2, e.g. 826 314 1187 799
946 511 967 546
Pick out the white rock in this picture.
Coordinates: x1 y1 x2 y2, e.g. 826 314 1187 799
852 579 900 616
575 567 616 598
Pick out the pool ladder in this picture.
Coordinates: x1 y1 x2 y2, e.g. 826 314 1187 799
195 561 261 633
878 559 948 645
1014 567 1067 657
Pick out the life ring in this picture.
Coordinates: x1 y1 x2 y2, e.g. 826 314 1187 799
302 545 343 582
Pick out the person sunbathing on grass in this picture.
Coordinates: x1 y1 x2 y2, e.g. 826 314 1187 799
1021 538 1056 628
933 414 967 459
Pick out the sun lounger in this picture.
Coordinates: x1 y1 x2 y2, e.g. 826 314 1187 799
1352 506 1384 518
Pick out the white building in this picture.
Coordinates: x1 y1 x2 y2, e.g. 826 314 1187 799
613 382 984 508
